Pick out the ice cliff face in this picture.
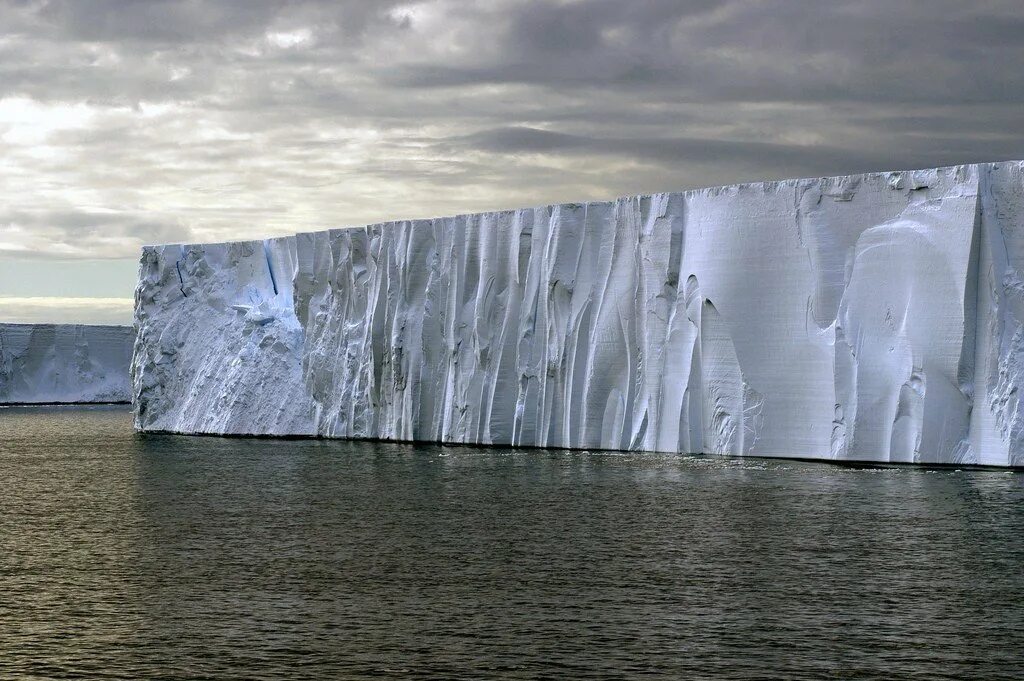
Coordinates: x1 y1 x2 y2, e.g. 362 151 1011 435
0 324 134 404
132 161 1024 466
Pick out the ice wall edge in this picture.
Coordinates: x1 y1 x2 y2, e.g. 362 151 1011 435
1 323 134 404
131 161 1024 466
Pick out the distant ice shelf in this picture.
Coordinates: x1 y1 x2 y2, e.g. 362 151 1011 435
1 324 134 404
132 161 1024 466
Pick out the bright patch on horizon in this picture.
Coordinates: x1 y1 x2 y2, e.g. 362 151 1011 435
266 28 314 49
0 97 96 145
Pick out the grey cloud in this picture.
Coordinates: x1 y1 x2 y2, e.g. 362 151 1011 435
384 1 1024 106
16 0 406 43
0 0 1023 271
0 296 133 324
455 126 1024 179
0 208 194 259
454 126 883 182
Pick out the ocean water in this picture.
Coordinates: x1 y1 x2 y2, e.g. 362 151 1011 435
1 406 1022 680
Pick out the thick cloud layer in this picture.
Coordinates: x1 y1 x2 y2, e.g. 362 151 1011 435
1 0 1023 287
0 296 133 324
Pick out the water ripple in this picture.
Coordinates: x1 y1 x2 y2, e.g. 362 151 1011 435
0 407 1022 679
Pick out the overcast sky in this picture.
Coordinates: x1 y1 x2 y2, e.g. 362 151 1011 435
2 0 1024 324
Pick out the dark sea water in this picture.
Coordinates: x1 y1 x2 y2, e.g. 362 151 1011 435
1 406 1022 680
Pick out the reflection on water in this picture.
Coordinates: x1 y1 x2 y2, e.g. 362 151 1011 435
1 406 1022 679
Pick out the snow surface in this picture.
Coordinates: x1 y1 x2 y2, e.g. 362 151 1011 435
1 324 134 404
132 161 1024 466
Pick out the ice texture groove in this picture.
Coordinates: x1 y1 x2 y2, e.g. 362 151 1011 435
0 324 134 404
132 161 1024 466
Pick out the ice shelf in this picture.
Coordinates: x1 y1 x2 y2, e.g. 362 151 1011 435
1 324 134 404
132 161 1024 466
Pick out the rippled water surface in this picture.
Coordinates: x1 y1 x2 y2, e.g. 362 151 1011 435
1 407 1022 680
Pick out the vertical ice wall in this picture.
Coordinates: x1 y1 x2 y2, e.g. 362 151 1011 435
132 239 315 434
0 324 134 404
132 161 1024 466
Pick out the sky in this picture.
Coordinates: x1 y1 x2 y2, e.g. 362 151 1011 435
2 0 1024 324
